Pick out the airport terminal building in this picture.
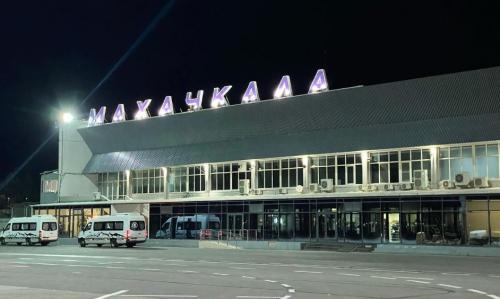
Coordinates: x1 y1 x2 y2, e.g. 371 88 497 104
35 67 500 246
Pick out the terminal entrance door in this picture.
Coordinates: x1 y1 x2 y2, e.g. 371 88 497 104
228 213 244 239
383 212 400 243
316 212 337 240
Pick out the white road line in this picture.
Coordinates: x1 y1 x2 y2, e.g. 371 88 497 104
105 266 125 269
468 289 487 295
264 280 277 283
288 289 295 293
241 276 255 279
395 276 433 281
178 270 199 274
442 272 475 276
489 275 500 278
230 267 256 270
142 268 161 271
487 294 500 299
437 284 461 289
213 273 230 276
338 273 360 277
95 289 128 299
236 296 281 299
406 280 430 284
121 295 198 298
280 284 291 288
370 276 396 280
72 272 81 274
62 259 78 262
294 270 323 274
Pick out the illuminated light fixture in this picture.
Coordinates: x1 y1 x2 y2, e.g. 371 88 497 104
87 106 106 127
62 112 74 123
273 75 293 99
134 99 152 120
158 96 174 116
210 85 232 108
308 69 329 94
241 81 260 103
185 90 204 111
112 104 126 122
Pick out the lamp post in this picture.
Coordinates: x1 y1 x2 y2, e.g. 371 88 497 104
58 112 74 203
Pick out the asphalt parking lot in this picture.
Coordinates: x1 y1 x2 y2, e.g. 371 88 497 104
0 244 500 298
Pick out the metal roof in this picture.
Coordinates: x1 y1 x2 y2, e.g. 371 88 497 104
81 67 500 173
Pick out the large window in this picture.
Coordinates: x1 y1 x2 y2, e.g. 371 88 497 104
310 155 335 184
401 149 431 182
97 172 127 200
211 162 251 191
131 168 164 194
475 144 499 179
337 154 362 185
169 166 206 192
370 151 399 184
440 146 473 181
257 158 304 189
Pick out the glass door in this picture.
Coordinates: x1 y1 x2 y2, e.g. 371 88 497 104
228 213 243 239
317 212 337 240
383 212 400 243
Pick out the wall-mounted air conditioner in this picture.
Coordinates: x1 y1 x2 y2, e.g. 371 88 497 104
414 170 429 190
382 183 394 191
93 191 101 200
253 189 263 195
363 184 378 192
296 185 304 193
455 172 472 188
473 177 489 188
320 179 334 192
278 188 288 194
239 179 250 195
399 182 413 190
439 180 455 189
309 183 321 193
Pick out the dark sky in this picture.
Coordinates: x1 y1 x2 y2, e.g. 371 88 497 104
1 1 499 201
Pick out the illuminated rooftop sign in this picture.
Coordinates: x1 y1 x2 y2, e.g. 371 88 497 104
88 68 329 126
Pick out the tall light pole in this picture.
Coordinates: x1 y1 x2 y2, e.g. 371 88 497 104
58 112 74 203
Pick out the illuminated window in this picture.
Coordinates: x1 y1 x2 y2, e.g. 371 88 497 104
310 156 335 184
42 179 59 193
337 154 362 185
97 172 126 200
370 152 399 184
475 144 499 179
439 146 473 181
257 158 303 189
401 149 431 182
168 166 206 192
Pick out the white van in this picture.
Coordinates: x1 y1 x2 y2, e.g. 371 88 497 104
0 215 58 246
156 214 221 239
78 213 147 248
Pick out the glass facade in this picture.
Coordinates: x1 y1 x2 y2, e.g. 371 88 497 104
97 172 126 200
131 168 164 194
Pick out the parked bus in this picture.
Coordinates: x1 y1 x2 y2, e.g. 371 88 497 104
0 215 58 246
155 214 221 239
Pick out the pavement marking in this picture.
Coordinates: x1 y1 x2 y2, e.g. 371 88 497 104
62 259 78 262
406 280 430 284
395 276 433 281
105 266 126 269
236 296 281 299
489 275 500 278
72 272 81 274
442 272 476 276
288 289 295 293
264 280 277 283
95 289 128 299
242 276 256 279
121 295 198 298
468 289 487 295
437 284 462 289
178 270 199 274
142 268 161 271
487 295 500 299
370 275 396 280
294 270 323 274
213 272 230 276
230 267 256 270
337 273 361 277
12 265 30 268
280 284 291 288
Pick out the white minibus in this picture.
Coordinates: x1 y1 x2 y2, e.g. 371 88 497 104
0 215 58 246
155 214 221 239
78 213 147 248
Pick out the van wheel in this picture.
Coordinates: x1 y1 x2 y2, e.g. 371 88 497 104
0 238 5 245
41 242 48 246
111 239 120 248
126 243 135 248
78 238 86 247
16 242 22 246
97 244 103 247
26 238 33 246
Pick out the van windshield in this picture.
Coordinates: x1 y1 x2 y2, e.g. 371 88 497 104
42 222 58 231
130 221 145 231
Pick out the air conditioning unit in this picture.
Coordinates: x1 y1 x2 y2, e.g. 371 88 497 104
440 180 456 189
253 189 263 195
414 170 429 190
296 185 304 193
239 179 250 195
399 182 413 190
278 188 288 194
92 192 101 200
473 177 490 188
363 184 379 192
310 183 321 193
320 179 334 192
455 172 472 188
382 183 394 191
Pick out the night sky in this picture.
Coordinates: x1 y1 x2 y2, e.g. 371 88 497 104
1 1 500 203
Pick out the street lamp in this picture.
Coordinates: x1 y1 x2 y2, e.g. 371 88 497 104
61 112 74 123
